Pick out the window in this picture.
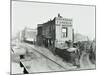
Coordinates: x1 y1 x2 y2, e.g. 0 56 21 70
62 27 68 37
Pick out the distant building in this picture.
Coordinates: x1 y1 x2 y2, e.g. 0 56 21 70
21 27 37 43
74 33 88 43
37 14 73 52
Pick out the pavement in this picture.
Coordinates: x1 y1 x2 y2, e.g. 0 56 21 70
11 41 77 74
22 43 77 69
11 41 95 74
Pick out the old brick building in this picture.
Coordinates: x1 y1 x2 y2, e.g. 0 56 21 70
37 14 74 52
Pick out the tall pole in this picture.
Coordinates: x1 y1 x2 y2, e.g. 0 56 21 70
72 28 74 43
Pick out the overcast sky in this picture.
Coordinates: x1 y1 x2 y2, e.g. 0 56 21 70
12 1 95 40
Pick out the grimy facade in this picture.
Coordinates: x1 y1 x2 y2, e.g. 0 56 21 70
37 14 74 52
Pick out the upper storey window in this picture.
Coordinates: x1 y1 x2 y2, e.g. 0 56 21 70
62 27 68 38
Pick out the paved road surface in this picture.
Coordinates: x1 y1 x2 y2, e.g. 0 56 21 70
11 41 95 74
11 42 76 74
